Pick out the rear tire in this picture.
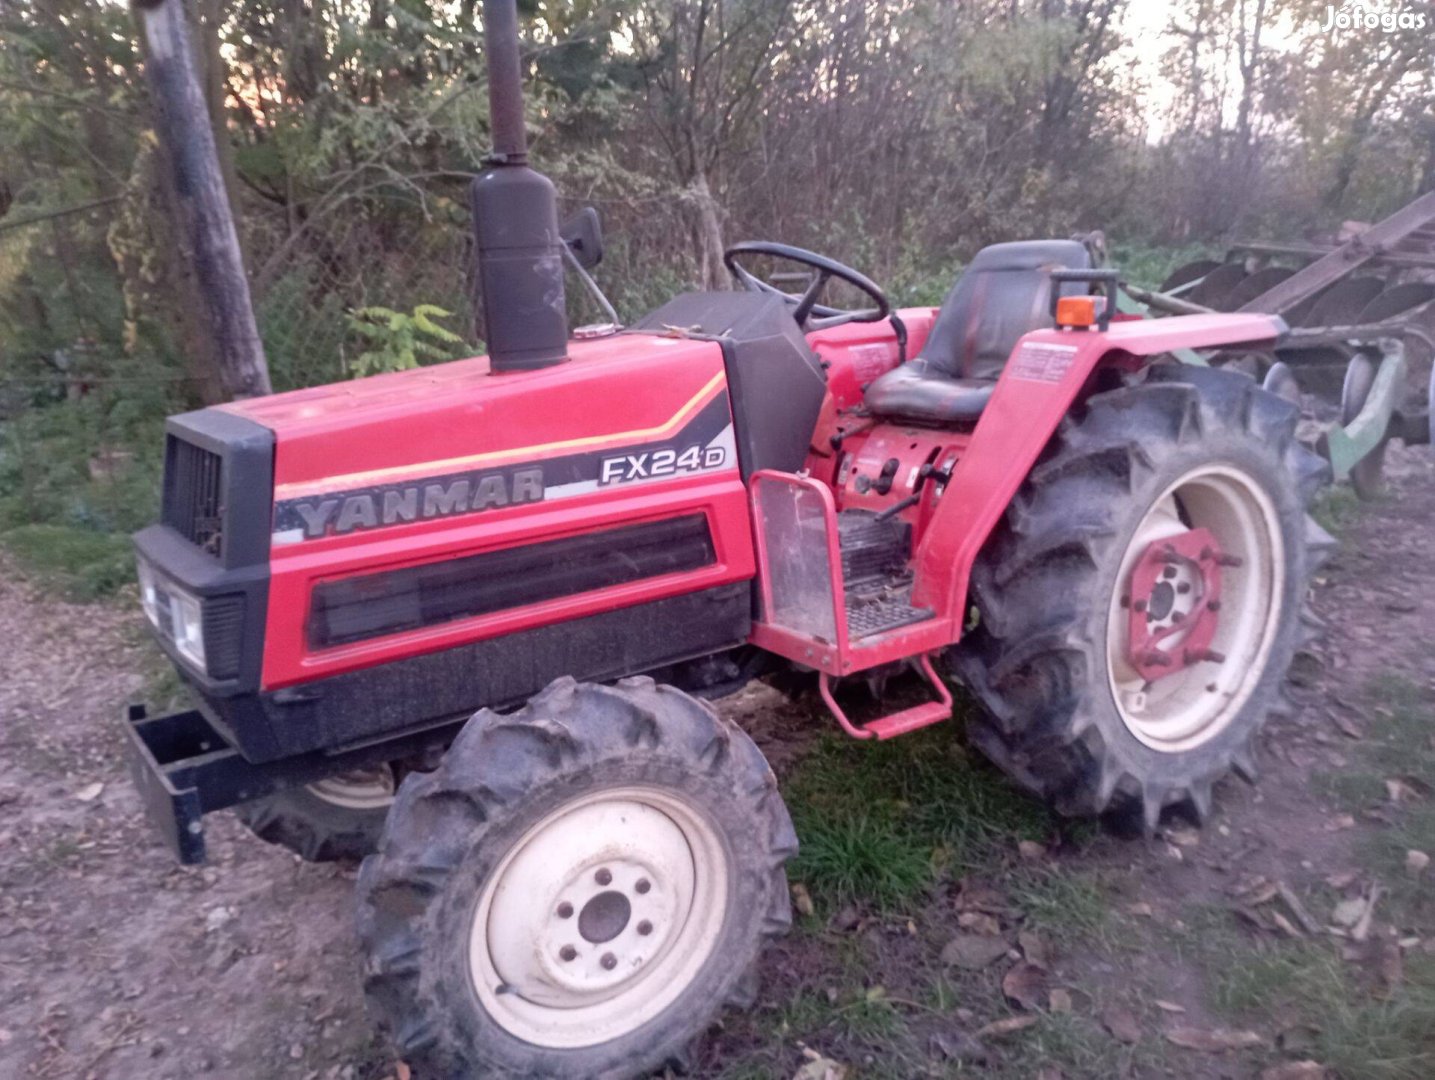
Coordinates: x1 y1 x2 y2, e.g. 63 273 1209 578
356 676 796 1079
953 366 1332 832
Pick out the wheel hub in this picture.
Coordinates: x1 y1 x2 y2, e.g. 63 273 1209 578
481 797 697 1008
1125 526 1229 683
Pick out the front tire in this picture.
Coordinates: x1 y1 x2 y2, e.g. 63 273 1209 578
237 766 396 862
954 366 1332 832
356 676 796 1079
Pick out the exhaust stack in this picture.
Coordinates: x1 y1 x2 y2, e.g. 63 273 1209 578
471 0 569 372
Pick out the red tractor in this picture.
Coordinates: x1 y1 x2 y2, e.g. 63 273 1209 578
124 2 1330 1075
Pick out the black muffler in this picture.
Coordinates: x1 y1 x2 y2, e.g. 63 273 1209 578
471 0 569 372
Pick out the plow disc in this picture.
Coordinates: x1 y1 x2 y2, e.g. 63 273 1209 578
1138 191 1435 498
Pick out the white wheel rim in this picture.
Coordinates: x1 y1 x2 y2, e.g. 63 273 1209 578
1107 464 1284 753
468 786 729 1048
305 766 395 810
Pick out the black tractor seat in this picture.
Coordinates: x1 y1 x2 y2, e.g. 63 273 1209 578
865 240 1092 424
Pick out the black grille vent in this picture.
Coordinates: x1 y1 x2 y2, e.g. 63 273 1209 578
202 595 246 679
163 437 224 557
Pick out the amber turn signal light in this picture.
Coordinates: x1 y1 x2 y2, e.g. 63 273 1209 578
1055 295 1105 328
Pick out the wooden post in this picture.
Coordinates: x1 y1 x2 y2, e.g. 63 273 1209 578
133 0 271 399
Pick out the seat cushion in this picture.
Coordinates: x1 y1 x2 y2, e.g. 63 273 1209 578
863 359 993 424
865 239 1091 425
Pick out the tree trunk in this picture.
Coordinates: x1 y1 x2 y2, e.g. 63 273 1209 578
688 172 728 291
135 0 271 400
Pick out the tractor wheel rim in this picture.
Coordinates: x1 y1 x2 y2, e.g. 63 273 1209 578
468 786 729 1048
304 766 395 810
1107 464 1284 752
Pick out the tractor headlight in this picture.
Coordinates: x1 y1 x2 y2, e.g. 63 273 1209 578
137 559 160 625
169 589 207 670
137 558 207 671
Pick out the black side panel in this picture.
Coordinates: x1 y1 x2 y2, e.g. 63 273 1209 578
632 293 826 477
309 514 716 648
203 582 751 762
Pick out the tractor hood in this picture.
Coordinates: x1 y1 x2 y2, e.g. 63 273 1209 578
218 334 733 543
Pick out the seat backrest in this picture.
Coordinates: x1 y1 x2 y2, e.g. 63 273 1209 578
918 240 1092 381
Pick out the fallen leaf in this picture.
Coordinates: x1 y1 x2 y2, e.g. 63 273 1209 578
1102 1006 1142 1044
1325 871 1358 890
956 884 1011 913
958 911 1002 936
74 782 104 802
941 934 1011 970
1166 827 1201 847
1386 778 1422 804
975 1015 1038 1039
1001 962 1048 1011
1331 713 1364 740
1017 930 1049 968
1154 1000 1186 1014
928 1030 987 1064
792 1053 847 1080
1270 911 1304 938
1260 1062 1326 1080
1125 902 1154 918
791 883 815 918
1035 1070 1065 1080
1406 850 1430 877
1331 897 1366 928
1164 1027 1264 1052
1246 881 1280 905
1326 814 1356 832
830 906 860 932
1017 840 1047 861
1049 988 1073 1014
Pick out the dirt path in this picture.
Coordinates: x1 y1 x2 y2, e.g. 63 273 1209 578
2 446 1434 1080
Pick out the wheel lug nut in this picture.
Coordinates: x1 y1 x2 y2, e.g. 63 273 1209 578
635 878 651 895
1177 582 1191 595
556 902 573 919
637 920 653 936
601 952 617 970
1134 599 1148 613
560 946 577 962
1207 599 1221 612
595 868 612 886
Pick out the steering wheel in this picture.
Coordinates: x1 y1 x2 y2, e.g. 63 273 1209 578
724 241 891 330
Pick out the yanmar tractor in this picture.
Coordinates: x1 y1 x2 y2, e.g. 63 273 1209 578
123 2 1330 1075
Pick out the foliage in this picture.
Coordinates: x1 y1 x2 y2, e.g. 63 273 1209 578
1 0 1432 596
346 304 464 376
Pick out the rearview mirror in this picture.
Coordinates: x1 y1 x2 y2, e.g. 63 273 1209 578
561 207 604 270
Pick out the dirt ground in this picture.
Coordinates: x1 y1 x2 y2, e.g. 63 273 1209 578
3 446 1435 1080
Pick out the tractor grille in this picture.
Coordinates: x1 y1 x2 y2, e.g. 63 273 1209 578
162 437 225 557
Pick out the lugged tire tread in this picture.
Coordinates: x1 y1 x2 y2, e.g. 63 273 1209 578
953 365 1329 832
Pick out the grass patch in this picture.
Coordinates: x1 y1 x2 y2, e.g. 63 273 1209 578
989 1010 1168 1079
1175 676 1435 1080
784 717 1052 912
0 522 134 599
1006 865 1109 939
